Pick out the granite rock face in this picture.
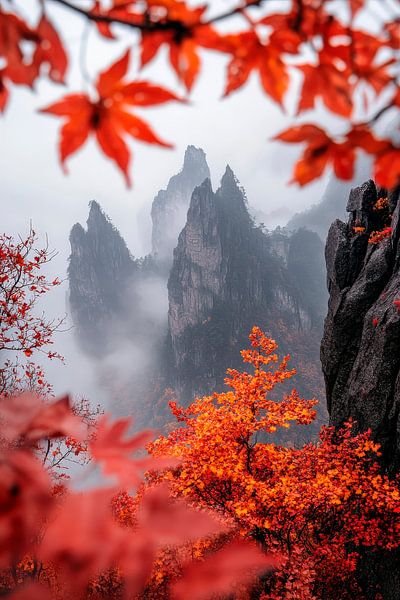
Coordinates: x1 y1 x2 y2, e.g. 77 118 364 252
167 167 328 424
321 180 400 475
151 145 210 265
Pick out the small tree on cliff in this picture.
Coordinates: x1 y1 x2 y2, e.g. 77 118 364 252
149 327 400 598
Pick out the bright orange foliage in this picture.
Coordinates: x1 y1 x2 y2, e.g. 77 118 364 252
368 226 393 245
149 327 400 598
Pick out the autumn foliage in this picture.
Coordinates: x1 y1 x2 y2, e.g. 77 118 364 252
149 327 400 598
0 229 63 397
0 240 279 597
1 0 399 187
0 393 277 599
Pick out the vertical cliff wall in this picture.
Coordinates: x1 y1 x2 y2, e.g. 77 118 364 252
68 201 139 355
321 180 400 475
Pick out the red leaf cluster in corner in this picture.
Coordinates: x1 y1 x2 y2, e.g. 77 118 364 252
0 10 67 112
274 125 395 187
0 391 276 599
2 0 399 188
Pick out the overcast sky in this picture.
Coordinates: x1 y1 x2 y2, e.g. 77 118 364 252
3 0 397 257
1 0 398 399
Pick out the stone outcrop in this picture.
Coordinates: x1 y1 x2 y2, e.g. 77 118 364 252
287 159 372 240
321 180 400 475
68 201 139 355
167 167 328 428
151 145 210 265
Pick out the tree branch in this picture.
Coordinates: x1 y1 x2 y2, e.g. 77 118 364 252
48 0 267 33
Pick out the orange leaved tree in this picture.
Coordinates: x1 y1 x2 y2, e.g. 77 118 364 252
149 327 400 599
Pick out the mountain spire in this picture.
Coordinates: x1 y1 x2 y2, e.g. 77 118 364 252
151 145 210 264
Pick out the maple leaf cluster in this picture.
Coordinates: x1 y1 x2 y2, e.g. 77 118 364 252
1 0 399 187
0 392 277 599
149 326 400 598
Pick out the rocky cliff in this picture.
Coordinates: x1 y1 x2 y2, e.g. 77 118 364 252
167 167 328 433
68 201 140 355
321 180 400 476
151 145 210 265
287 159 372 240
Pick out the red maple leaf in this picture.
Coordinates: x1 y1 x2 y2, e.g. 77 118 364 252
374 148 400 189
40 50 183 185
274 125 355 185
139 1 223 92
349 0 366 16
0 72 9 112
38 489 124 593
137 483 227 546
297 59 353 118
221 30 289 106
275 124 394 186
32 15 68 84
0 394 86 443
90 0 143 39
0 10 38 86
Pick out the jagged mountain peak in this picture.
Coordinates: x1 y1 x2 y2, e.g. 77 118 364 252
194 176 213 195
182 145 209 173
221 164 235 182
69 222 86 243
168 166 327 415
184 178 215 222
88 199 101 213
217 165 250 220
68 203 139 355
87 200 113 230
151 146 211 263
